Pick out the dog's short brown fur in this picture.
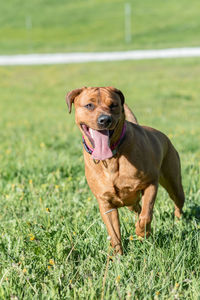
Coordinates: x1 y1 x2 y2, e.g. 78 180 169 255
66 87 185 255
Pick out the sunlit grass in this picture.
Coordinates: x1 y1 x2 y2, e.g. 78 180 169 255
0 58 200 298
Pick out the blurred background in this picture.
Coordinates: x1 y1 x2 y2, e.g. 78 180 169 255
1 0 200 54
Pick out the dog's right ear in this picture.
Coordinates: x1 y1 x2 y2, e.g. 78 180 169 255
66 87 85 113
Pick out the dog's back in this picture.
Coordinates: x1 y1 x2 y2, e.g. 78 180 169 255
124 104 138 124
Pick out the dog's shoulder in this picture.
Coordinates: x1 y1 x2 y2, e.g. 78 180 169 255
128 122 170 155
142 125 170 143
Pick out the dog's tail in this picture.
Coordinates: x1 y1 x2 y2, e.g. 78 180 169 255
124 104 138 124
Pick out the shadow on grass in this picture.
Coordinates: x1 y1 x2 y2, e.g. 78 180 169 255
122 205 200 254
183 204 200 222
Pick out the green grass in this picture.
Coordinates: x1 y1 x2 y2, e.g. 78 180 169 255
0 58 200 298
1 0 200 54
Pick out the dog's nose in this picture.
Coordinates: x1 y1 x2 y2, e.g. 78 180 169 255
97 114 112 128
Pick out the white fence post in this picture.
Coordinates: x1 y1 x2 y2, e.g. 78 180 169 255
125 3 132 43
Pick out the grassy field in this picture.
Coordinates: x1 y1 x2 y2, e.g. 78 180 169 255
0 58 200 299
1 0 200 54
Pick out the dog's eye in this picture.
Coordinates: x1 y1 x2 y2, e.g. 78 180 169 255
85 103 95 110
110 103 118 109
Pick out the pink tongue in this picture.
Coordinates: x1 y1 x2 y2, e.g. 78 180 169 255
91 129 113 160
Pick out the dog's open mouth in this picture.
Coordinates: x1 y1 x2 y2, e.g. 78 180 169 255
81 124 114 160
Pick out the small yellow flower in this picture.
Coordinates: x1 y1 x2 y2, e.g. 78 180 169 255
156 291 160 296
6 149 11 155
116 275 120 283
28 234 35 241
129 235 134 241
5 194 9 199
29 179 32 185
46 207 50 213
20 192 24 200
55 185 59 189
69 280 72 284
175 283 179 289
73 232 76 236
87 197 92 201
48 265 51 269
49 259 54 265
168 133 173 139
6 277 8 281
40 142 45 148
23 268 27 273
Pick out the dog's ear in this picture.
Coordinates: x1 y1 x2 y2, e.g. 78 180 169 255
107 87 125 106
66 87 85 113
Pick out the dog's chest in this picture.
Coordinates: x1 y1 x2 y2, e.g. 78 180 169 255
99 161 141 206
85 156 145 207
103 175 140 206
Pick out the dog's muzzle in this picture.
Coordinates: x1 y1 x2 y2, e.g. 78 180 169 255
97 114 112 129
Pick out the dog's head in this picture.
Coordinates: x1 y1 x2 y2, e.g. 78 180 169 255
66 86 125 160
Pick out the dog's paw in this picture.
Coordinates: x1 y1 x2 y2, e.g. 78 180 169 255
135 220 151 238
113 244 123 255
137 236 144 241
174 208 183 219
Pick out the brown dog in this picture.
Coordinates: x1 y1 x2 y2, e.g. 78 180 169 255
66 87 185 255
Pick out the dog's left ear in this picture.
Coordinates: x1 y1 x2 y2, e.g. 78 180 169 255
66 87 85 113
107 87 125 106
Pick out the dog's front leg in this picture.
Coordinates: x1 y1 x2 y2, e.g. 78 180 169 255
135 183 158 238
98 201 123 255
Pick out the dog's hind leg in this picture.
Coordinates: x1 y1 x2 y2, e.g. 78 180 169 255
160 144 185 218
124 104 138 124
